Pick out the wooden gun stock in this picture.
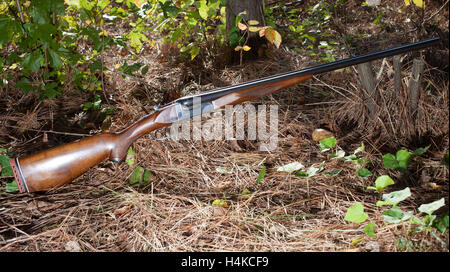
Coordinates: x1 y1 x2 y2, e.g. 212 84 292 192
10 110 171 193
9 38 439 193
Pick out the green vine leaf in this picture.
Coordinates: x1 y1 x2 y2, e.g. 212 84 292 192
344 202 369 224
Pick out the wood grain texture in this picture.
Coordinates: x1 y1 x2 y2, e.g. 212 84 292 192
212 74 312 109
12 107 175 193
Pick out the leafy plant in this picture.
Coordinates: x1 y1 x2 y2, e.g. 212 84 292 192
295 162 325 178
322 169 342 177
83 94 102 111
432 215 449 234
129 166 153 187
345 202 369 224
344 202 376 240
0 149 18 193
270 0 345 60
356 168 373 179
255 166 266 184
276 161 304 173
376 187 413 224
411 198 445 232
376 187 411 207
0 0 133 99
319 137 336 152
148 0 227 61
212 199 228 207
382 150 412 172
126 147 152 187
382 146 429 172
364 222 376 238
231 15 282 65
367 175 395 192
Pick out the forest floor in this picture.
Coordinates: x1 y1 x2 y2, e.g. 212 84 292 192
0 0 448 252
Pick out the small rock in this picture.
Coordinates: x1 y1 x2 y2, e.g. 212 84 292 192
312 129 334 142
212 206 227 216
366 0 381 6
364 241 380 252
65 240 81 252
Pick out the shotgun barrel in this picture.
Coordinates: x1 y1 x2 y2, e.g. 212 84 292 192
9 38 440 193
160 37 440 109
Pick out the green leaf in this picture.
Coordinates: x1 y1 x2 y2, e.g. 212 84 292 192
141 65 149 75
89 60 102 72
277 161 304 173
190 45 200 60
418 198 445 215
353 142 365 154
121 61 144 76
197 0 209 20
160 1 180 18
396 150 412 172
0 154 13 177
6 180 19 193
129 166 144 185
383 150 412 172
322 169 342 177
413 145 430 156
49 49 63 69
364 222 376 238
66 0 81 8
23 50 43 73
382 153 399 169
298 164 323 178
329 150 345 159
256 166 266 184
376 187 411 207
141 170 153 186
351 237 363 245
432 215 449 234
295 171 308 177
83 102 93 111
14 78 33 94
319 137 336 152
128 31 148 52
0 15 22 46
344 202 369 224
241 188 251 195
43 82 60 98
126 147 136 166
382 207 413 224
212 199 228 207
228 27 241 48
373 175 395 192
356 168 373 179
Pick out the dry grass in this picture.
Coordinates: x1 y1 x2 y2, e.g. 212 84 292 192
0 0 448 252
1 68 448 251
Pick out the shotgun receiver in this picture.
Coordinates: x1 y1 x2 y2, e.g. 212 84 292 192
10 38 439 193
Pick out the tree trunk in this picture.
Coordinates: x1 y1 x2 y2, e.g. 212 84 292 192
226 0 266 64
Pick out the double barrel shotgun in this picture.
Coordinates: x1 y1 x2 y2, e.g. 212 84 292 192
9 38 440 193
